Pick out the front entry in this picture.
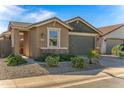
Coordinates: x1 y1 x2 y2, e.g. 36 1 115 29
19 32 24 54
19 31 30 56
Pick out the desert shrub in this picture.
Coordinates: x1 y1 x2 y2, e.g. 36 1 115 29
59 54 76 61
111 45 121 56
71 56 84 68
118 51 124 57
45 56 60 67
34 53 57 62
111 45 124 57
5 54 15 62
35 53 76 62
5 55 27 66
87 50 100 64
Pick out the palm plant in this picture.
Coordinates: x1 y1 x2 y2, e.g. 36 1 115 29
87 50 100 64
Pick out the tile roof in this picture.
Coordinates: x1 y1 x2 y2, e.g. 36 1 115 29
29 17 72 28
98 23 124 35
10 21 32 27
0 31 11 38
9 17 72 30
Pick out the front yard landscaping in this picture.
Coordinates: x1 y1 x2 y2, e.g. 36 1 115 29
5 54 27 66
34 53 76 62
40 61 103 74
112 44 124 57
0 58 48 80
0 51 104 80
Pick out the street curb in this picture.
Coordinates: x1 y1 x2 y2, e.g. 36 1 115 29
58 74 124 88
0 68 124 88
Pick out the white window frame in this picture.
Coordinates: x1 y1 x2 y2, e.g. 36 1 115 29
47 27 61 49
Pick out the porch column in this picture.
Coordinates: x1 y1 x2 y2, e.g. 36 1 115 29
23 31 30 56
13 29 20 55
101 38 106 54
94 36 97 49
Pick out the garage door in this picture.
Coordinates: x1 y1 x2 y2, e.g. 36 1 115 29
106 39 124 54
69 35 95 55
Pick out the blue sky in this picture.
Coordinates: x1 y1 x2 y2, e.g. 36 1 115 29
0 5 124 33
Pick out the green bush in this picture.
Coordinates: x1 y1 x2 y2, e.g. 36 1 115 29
45 56 60 67
71 56 84 68
118 51 124 57
5 54 15 62
111 45 124 57
5 55 27 66
35 53 76 62
111 45 121 56
34 53 57 62
59 54 76 61
87 50 100 64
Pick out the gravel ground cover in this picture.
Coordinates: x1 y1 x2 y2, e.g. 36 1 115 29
0 59 48 80
40 62 104 74
0 58 104 80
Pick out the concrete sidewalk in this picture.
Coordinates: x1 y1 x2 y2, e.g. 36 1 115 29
0 67 124 88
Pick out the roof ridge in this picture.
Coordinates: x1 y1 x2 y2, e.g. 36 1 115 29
29 16 58 26
64 16 81 22
98 23 124 29
65 16 102 35
10 21 33 24
98 23 124 36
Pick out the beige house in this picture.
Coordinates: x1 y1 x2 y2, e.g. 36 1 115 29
98 23 124 54
0 17 101 58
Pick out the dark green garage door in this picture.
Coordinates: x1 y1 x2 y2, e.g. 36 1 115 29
69 35 95 55
106 39 124 54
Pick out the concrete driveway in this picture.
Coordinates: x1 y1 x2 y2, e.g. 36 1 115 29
100 55 124 68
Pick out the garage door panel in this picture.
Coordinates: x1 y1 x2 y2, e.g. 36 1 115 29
69 35 94 55
106 39 123 54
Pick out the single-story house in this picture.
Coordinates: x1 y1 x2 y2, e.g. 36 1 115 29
0 16 101 58
0 31 11 57
98 23 124 54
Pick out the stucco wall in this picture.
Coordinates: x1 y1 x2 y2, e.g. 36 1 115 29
0 39 11 57
29 21 69 57
29 27 40 57
37 21 69 48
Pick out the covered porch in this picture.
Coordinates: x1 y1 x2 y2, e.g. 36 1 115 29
11 28 30 57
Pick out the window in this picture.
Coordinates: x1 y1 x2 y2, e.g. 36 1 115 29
48 28 60 48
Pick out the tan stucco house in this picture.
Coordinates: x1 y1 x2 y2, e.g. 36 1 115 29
0 17 101 58
98 23 124 54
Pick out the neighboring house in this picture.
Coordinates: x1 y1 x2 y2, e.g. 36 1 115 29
0 17 101 58
0 31 11 57
98 23 124 54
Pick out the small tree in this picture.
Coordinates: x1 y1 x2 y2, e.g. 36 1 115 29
87 50 100 64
